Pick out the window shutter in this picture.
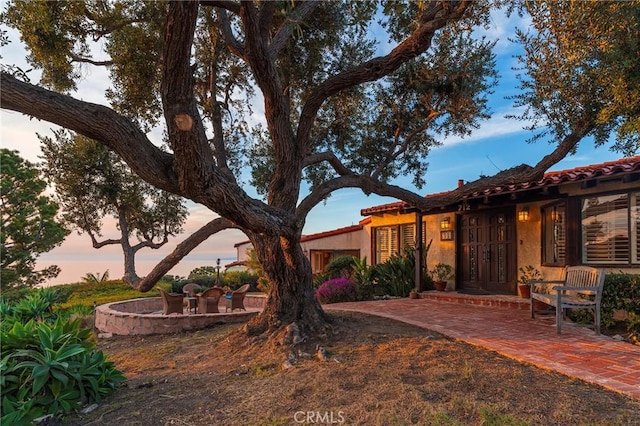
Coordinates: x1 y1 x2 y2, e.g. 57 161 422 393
582 194 629 263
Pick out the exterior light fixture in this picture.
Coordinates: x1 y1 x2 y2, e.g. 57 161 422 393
440 217 454 241
518 207 529 222
440 217 451 230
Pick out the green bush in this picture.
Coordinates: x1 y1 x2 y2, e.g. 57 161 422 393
374 248 417 297
325 256 358 279
602 273 640 343
60 280 165 308
223 271 259 290
351 257 377 301
0 317 124 424
570 272 639 343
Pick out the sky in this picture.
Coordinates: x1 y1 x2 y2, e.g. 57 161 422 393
0 6 623 286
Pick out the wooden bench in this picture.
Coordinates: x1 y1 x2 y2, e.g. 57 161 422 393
530 266 605 335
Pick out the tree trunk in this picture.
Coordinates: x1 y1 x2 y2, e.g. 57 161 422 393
245 233 329 341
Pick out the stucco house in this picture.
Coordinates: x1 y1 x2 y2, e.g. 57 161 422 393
232 156 639 294
362 156 640 294
234 220 371 275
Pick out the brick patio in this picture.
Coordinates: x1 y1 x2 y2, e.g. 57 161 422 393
325 292 640 401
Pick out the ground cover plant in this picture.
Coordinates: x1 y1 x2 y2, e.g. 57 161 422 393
61 311 640 426
0 288 124 424
58 280 171 311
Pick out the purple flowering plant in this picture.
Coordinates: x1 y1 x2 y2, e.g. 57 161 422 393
315 277 357 304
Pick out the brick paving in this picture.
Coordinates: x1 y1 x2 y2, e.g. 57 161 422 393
325 293 640 401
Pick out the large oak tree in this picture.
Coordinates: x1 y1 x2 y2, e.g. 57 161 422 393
1 1 638 341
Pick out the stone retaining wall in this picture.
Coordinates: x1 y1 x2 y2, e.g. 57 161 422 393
95 294 267 336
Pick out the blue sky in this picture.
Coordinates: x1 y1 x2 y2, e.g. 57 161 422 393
0 6 623 285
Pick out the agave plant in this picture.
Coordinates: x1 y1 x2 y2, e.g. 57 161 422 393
81 270 110 284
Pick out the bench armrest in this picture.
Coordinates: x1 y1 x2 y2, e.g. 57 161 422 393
530 279 564 285
530 280 563 294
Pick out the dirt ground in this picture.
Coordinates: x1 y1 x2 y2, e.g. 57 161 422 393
62 311 640 426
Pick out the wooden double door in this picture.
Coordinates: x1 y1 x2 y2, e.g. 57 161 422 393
458 208 517 294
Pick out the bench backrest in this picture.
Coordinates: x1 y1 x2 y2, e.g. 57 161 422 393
564 266 606 295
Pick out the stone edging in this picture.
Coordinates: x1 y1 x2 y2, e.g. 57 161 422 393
94 294 267 336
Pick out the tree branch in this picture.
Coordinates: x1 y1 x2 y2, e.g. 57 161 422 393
0 73 180 194
269 1 320 60
89 234 122 249
371 113 438 180
131 236 169 252
129 217 238 291
295 174 431 221
297 1 472 152
200 0 240 14
162 2 216 196
527 124 592 178
69 53 113 66
216 8 246 59
303 151 354 176
240 1 299 211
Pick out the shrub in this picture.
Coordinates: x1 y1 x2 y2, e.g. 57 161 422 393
570 272 640 344
0 317 124 424
602 273 640 343
374 248 416 297
351 257 376 301
324 256 358 280
315 278 357 304
60 280 163 308
223 271 259 290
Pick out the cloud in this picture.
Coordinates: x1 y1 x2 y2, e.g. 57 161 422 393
440 108 532 148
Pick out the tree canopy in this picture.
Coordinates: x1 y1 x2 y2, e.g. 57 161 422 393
39 130 188 283
1 1 638 340
0 149 68 290
511 0 640 166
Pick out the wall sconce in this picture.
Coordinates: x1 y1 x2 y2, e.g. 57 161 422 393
440 217 451 230
518 207 529 222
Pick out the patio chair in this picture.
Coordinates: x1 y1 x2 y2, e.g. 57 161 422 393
198 287 224 314
225 284 250 312
158 288 184 315
182 283 202 296
182 283 202 312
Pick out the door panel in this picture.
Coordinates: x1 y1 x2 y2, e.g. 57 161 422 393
459 208 517 294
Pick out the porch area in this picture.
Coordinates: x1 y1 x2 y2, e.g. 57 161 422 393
419 290 530 310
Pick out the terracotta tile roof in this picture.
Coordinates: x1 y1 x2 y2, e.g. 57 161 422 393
361 156 640 216
234 218 370 248
301 222 364 242
468 156 640 197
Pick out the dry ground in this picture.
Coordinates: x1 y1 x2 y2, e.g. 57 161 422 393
62 311 639 426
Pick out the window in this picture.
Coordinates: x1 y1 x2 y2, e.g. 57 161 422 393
581 192 639 264
542 203 566 265
374 223 418 264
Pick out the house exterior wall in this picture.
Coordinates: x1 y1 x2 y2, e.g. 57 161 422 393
516 178 639 282
235 241 253 263
233 227 370 274
366 212 457 272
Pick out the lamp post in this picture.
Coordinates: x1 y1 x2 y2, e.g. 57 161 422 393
216 258 221 286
